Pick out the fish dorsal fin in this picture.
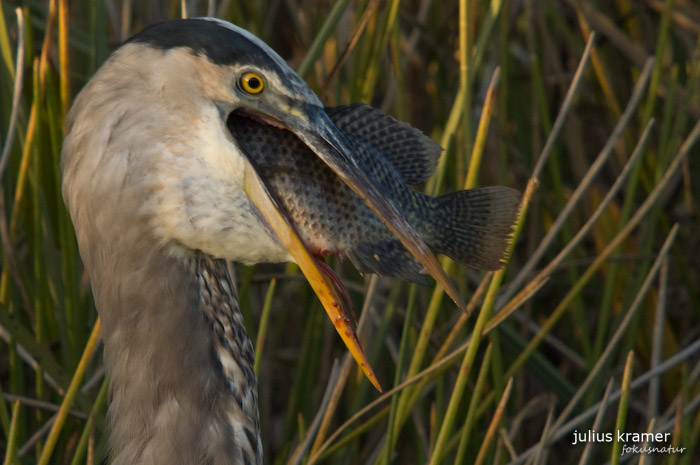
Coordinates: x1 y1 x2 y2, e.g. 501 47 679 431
325 104 442 185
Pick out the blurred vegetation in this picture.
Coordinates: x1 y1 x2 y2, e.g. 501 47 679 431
1 0 699 464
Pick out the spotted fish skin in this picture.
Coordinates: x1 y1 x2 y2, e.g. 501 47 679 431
228 104 520 282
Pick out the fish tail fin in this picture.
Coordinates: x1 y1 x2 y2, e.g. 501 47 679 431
432 187 521 270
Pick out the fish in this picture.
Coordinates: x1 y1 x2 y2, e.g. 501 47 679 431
228 103 521 283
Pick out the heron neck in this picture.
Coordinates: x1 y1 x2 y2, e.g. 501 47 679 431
191 255 262 458
98 249 262 465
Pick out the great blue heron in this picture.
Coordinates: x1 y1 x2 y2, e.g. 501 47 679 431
62 18 519 465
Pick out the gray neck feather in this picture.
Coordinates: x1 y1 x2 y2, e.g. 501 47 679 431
98 248 262 465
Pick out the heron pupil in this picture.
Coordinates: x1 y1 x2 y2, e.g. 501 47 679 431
248 77 260 89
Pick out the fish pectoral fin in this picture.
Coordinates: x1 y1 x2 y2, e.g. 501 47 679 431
325 103 442 185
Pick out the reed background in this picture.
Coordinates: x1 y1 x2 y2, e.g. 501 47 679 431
1 0 699 464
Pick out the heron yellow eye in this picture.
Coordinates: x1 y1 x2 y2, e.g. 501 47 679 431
239 72 265 95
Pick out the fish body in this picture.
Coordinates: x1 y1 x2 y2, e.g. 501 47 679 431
228 103 520 282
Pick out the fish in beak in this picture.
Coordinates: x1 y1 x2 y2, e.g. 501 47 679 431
239 105 461 393
235 103 520 392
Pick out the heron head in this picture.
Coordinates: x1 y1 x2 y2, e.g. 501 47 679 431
62 18 461 390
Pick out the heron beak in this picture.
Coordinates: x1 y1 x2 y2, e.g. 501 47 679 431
242 160 383 392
